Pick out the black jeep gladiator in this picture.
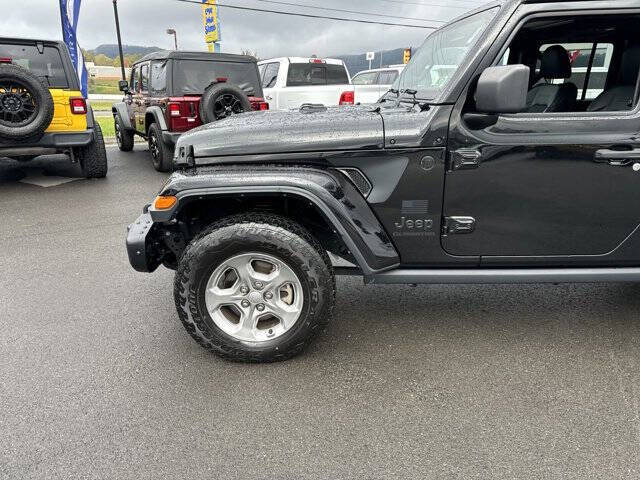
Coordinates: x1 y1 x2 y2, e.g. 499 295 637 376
127 0 640 362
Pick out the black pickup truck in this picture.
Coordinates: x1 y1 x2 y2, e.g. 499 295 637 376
127 0 640 362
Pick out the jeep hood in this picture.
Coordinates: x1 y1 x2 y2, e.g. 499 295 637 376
176 105 384 159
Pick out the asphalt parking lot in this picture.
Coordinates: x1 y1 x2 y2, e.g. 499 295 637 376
1 146 639 479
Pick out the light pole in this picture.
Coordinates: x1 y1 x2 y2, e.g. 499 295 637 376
112 0 126 81
166 29 178 50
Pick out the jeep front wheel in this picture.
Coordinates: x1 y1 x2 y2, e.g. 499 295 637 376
115 115 134 152
174 214 335 362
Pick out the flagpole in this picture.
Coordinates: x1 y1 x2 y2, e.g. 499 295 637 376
112 0 126 81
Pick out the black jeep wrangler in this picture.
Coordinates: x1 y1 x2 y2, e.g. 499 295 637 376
112 51 267 172
127 0 640 362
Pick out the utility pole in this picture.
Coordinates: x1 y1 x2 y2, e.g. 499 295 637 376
112 0 126 81
166 29 178 50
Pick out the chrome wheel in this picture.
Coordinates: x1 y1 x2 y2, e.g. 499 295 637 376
205 253 304 343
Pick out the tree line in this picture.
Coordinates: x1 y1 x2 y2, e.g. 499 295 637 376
82 49 143 68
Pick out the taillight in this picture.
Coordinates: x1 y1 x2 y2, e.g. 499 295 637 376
310 58 325 64
70 97 87 114
0 57 12 64
168 102 181 117
339 91 355 106
259 102 269 111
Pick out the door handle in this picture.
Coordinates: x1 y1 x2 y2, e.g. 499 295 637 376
265 95 273 101
595 148 640 166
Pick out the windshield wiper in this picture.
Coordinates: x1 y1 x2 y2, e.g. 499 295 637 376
379 88 400 104
399 88 430 111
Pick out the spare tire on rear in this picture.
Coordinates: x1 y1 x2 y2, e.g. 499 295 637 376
199 82 252 124
0 64 54 141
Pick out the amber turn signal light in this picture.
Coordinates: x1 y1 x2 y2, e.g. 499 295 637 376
154 195 177 210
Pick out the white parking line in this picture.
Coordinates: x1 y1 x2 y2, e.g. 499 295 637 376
19 173 80 188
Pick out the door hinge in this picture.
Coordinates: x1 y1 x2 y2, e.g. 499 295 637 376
450 149 481 171
443 216 476 235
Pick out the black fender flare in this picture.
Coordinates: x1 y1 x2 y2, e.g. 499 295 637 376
152 166 400 275
111 102 133 130
144 106 168 133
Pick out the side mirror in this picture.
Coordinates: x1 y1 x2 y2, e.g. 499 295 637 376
476 64 530 114
118 80 130 93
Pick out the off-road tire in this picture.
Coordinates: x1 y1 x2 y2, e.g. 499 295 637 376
199 82 252 124
77 123 108 178
148 123 173 172
115 115 134 152
0 64 54 141
174 214 335 363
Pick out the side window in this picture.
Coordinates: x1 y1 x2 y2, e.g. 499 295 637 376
258 63 266 82
352 71 378 85
130 66 140 92
140 63 149 93
539 43 613 100
378 70 399 85
150 61 167 95
262 62 280 88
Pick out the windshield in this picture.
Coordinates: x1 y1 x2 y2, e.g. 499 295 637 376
394 7 498 100
173 60 262 96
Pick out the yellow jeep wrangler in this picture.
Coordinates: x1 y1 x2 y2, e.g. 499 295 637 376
0 38 107 178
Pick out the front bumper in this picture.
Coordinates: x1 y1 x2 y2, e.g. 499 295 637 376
126 211 160 273
0 131 94 156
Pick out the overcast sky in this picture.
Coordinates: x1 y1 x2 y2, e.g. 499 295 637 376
2 0 491 58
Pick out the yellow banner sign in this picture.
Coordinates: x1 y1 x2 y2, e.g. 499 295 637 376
403 48 412 64
202 0 219 44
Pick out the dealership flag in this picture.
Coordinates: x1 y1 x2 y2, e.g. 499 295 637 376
59 0 88 97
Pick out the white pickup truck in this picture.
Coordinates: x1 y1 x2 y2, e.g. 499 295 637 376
258 57 353 110
352 66 405 104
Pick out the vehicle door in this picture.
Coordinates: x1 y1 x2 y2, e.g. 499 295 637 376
126 64 140 129
261 61 280 109
352 71 380 104
133 62 149 133
442 7 640 266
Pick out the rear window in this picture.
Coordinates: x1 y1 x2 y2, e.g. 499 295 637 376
173 60 262 96
0 44 69 88
287 63 349 87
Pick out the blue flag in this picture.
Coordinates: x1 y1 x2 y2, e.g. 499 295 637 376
59 0 88 97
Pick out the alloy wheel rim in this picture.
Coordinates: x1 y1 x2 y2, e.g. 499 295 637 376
0 81 37 127
213 94 243 120
204 253 304 343
149 132 159 161
115 121 122 147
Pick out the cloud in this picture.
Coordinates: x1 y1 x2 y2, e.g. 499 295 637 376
1 0 489 58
